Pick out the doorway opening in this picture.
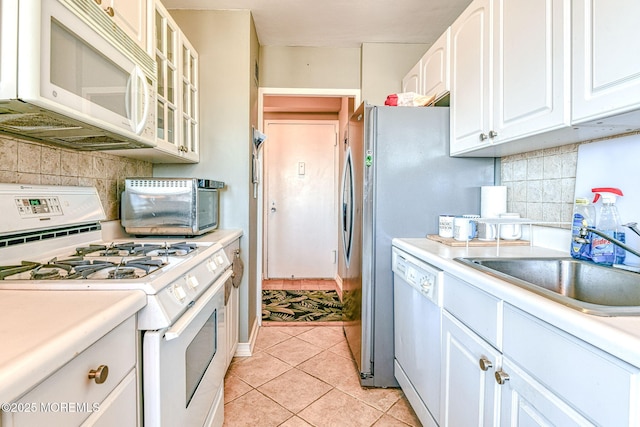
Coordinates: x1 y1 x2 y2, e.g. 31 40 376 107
257 89 359 324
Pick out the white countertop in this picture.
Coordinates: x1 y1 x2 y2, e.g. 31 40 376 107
0 290 146 404
100 220 243 247
393 237 640 368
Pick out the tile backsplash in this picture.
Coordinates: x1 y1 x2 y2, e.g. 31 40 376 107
501 143 578 226
501 132 640 227
0 135 152 220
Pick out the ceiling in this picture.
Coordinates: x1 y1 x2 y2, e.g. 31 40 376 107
161 0 473 48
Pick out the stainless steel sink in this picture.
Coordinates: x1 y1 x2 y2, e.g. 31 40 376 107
455 257 640 316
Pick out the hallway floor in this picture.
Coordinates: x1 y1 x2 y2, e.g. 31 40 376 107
223 325 422 427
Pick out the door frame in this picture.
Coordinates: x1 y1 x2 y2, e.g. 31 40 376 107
256 87 360 325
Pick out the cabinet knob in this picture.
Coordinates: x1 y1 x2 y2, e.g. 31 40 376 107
179 145 188 152
94 0 102 5
478 357 493 371
489 130 498 138
495 370 510 385
104 6 115 17
479 133 488 141
88 365 109 384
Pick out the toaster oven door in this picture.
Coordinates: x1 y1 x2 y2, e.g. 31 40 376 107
121 185 197 235
196 189 219 232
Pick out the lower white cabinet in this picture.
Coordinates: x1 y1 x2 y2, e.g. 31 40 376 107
440 273 640 426
503 304 640 427
2 317 138 427
223 238 241 368
441 311 500 427
499 357 593 426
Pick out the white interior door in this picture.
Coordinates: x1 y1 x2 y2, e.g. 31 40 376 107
265 120 338 279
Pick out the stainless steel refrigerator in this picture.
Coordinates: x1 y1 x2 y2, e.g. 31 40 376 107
340 102 495 387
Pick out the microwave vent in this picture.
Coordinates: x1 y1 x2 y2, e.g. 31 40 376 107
126 179 193 189
60 0 156 81
0 113 81 132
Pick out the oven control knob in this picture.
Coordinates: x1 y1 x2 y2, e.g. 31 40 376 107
207 258 218 272
215 254 225 266
186 274 199 289
173 284 187 302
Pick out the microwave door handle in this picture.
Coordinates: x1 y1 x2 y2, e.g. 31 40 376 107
164 269 232 341
125 65 149 135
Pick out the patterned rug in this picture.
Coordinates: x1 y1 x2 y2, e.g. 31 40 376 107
262 290 343 322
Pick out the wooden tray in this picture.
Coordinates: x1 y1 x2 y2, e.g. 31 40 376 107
427 234 530 247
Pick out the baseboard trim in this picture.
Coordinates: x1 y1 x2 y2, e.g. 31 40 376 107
234 317 259 357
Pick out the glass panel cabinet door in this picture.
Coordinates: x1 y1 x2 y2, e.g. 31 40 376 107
154 3 178 147
180 39 198 155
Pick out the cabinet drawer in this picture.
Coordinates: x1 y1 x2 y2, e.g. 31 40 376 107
503 304 640 426
80 369 137 427
8 317 136 427
443 273 501 349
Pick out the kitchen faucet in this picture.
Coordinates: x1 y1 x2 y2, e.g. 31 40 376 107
574 226 640 260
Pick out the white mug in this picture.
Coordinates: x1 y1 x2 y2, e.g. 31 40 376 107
477 222 497 241
499 213 522 240
438 215 455 238
454 216 477 241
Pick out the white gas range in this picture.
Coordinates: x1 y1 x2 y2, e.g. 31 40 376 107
0 183 230 426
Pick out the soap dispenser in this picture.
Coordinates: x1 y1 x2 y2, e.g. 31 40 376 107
591 187 625 266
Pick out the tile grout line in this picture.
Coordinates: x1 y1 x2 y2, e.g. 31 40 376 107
223 325 420 427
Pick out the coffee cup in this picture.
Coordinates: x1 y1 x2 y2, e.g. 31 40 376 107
438 215 455 238
454 216 478 241
498 213 522 240
477 222 497 241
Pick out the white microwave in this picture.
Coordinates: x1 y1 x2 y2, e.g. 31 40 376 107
0 0 156 150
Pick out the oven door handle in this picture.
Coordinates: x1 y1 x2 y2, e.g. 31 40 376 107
164 270 233 341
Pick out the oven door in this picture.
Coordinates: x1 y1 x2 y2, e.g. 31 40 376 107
143 270 230 427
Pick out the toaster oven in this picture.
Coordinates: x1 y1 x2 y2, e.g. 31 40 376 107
121 178 224 236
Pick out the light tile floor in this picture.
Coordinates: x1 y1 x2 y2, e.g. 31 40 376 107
223 325 422 427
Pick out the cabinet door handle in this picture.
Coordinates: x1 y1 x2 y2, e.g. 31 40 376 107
489 130 498 138
104 6 115 17
88 365 109 384
479 133 488 141
495 370 510 385
478 357 493 371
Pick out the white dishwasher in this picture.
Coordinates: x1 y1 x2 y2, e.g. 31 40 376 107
392 246 443 427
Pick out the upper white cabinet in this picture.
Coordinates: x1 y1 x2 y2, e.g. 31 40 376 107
572 0 640 123
401 60 422 94
421 28 450 101
180 36 199 158
450 0 570 155
108 0 148 51
449 0 492 155
401 28 450 101
151 0 199 163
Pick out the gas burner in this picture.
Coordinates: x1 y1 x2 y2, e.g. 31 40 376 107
75 245 108 256
145 242 198 257
31 267 63 280
108 267 138 280
0 261 40 280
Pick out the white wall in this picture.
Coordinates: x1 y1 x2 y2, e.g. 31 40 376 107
361 43 428 105
260 46 361 89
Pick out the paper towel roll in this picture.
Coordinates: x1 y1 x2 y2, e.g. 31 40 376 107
481 186 507 218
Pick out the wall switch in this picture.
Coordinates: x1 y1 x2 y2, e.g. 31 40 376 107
298 162 305 175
